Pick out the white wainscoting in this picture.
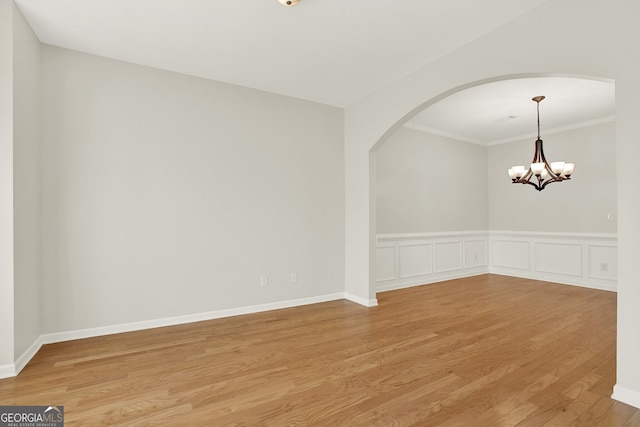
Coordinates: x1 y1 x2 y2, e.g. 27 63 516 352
376 231 490 292
376 231 617 293
489 231 617 291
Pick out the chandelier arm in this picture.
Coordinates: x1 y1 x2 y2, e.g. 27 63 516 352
534 139 564 180
543 163 562 180
538 146 563 180
539 179 557 191
538 144 547 164
519 179 542 191
535 139 547 163
539 175 567 190
531 139 542 164
538 176 546 189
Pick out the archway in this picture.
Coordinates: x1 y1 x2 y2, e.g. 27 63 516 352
370 73 614 153
370 73 615 295
343 0 640 408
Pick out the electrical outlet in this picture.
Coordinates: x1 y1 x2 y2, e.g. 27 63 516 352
290 273 298 284
260 275 268 287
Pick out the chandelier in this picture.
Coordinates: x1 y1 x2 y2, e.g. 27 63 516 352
507 96 575 191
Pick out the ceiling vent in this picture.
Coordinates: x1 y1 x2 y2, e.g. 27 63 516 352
494 115 518 123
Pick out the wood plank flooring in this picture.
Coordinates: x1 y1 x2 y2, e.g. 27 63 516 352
1 274 638 426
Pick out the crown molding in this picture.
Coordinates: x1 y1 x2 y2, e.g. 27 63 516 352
486 115 616 146
403 115 616 147
402 122 484 145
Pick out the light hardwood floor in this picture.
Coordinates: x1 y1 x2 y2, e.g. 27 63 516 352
1 274 638 426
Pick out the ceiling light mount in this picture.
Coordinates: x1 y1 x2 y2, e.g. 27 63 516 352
507 96 575 191
278 0 298 6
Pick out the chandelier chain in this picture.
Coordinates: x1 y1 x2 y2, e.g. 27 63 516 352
537 99 541 140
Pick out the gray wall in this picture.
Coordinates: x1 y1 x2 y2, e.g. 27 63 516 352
376 127 488 233
489 121 616 233
12 2 42 361
377 121 616 235
40 46 345 333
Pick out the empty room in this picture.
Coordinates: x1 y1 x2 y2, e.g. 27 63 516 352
2 0 640 425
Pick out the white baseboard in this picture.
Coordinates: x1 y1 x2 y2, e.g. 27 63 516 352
0 363 16 380
612 384 640 409
0 337 45 378
377 267 489 293
41 292 347 345
488 268 616 292
4 292 347 378
14 336 45 375
344 292 378 307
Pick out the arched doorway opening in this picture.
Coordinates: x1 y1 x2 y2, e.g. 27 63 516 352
369 73 615 297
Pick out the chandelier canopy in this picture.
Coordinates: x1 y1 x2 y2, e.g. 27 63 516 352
507 96 575 191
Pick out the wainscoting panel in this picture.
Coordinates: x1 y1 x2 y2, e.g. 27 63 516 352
491 240 530 271
377 231 617 293
434 241 462 273
376 245 397 282
464 240 488 268
490 231 617 291
376 231 489 292
398 243 433 279
588 244 617 281
534 242 583 277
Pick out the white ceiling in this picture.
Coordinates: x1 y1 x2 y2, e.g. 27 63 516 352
15 0 549 107
15 1 615 141
405 77 616 145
